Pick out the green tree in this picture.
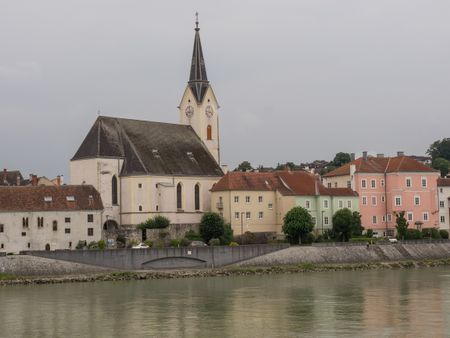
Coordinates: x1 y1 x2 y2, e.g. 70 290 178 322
350 211 364 236
276 162 297 170
235 161 253 172
395 211 409 240
220 223 234 245
427 138 450 161
137 215 170 230
282 207 314 244
332 152 352 167
432 157 450 177
199 212 225 243
332 208 353 242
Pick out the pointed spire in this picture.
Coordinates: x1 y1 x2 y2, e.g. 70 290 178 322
188 13 209 103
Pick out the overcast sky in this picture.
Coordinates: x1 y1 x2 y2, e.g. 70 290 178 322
1 1 449 179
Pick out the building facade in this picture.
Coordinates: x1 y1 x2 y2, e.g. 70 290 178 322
0 185 103 253
438 178 450 230
211 171 359 236
323 153 440 236
70 21 224 229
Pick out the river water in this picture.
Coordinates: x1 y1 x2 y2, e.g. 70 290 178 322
1 267 450 337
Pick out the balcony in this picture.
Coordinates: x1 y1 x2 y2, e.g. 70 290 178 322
216 202 224 210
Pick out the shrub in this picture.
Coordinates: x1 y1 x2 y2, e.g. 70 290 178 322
184 230 202 241
127 239 138 248
144 240 153 247
199 212 225 243
75 240 87 250
351 211 364 236
282 206 314 244
422 228 441 239
180 238 190 247
406 229 422 240
220 223 234 245
242 231 256 245
315 234 324 243
209 238 221 246
439 229 449 239
170 239 181 247
366 229 374 238
332 208 353 242
116 235 126 248
138 216 170 230
302 232 315 244
97 240 106 250
229 241 239 246
88 241 98 249
153 240 165 248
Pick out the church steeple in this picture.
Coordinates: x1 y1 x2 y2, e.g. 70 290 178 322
188 13 209 103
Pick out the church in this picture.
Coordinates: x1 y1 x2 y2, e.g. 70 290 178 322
70 19 224 230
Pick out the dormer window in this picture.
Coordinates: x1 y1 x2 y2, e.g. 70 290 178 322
187 152 196 162
44 196 52 202
66 196 75 201
152 149 161 159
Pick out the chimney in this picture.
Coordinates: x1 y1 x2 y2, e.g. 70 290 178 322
314 174 320 196
362 151 368 160
31 175 38 186
377 153 384 158
350 153 355 161
60 175 64 185
397 151 404 157
3 168 7 184
56 175 61 186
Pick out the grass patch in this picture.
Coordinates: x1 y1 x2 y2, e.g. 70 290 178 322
0 273 16 281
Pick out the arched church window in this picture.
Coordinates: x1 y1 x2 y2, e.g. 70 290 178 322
112 176 118 205
207 125 212 140
177 183 182 210
195 184 200 211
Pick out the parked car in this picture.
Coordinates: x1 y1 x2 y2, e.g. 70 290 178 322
132 242 150 249
189 240 208 247
388 237 398 243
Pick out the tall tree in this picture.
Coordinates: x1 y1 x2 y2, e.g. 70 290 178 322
394 211 409 240
332 152 352 167
282 207 314 244
235 161 253 172
427 138 450 161
432 157 450 177
350 211 364 236
332 208 353 242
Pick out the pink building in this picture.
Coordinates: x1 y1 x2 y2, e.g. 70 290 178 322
323 153 440 236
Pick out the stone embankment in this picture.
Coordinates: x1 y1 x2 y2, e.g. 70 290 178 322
238 242 450 266
0 255 110 277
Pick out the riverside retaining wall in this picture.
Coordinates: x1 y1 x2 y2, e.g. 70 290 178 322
26 244 289 270
238 242 450 266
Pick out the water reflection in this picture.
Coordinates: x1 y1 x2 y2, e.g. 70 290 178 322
0 268 449 337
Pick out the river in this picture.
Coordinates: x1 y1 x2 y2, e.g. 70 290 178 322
1 267 449 337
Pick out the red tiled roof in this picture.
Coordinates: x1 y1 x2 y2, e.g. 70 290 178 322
0 185 103 212
211 171 357 197
438 178 450 187
323 156 438 177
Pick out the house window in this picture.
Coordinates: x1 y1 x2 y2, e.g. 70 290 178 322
421 177 427 188
338 200 343 208
65 228 71 234
138 205 142 211
176 183 182 209
372 216 377 224
245 196 250 203
347 200 352 208
361 179 367 189
234 196 239 203
235 212 240 219
0 244 3 249
88 228 94 236
69 242 72 248
195 184 200 211
423 212 429 222
381 179 385 187
440 201 445 208
387 214 392 222
246 212 251 219
371 179 376 189
371 196 377 206
27 243 31 249
324 217 329 225
22 232 26 237
207 124 212 140
305 200 310 209
138 183 142 188
440 188 443 193
347 181 351 188
259 212 263 219
382 215 386 222
258 196 263 203
323 200 329 209
268 203 273 209
381 196 385 203
327 183 332 188
65 217 71 223
407 212 413 222
312 217 317 225
112 175 118 205
406 178 412 188
395 196 402 206
334 182 338 188
414 196 420 206
22 217 29 228
52 221 58 231
37 217 44 228
362 196 367 205
441 216 446 223
87 214 94 222
0 224 3 233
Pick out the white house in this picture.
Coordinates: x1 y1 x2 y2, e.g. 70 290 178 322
0 185 104 253
438 178 450 230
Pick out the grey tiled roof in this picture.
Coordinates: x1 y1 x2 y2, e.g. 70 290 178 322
72 116 223 177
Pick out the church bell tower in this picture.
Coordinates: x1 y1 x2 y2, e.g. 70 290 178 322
179 14 220 164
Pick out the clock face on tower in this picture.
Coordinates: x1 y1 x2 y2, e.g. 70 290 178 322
185 106 194 118
205 105 214 118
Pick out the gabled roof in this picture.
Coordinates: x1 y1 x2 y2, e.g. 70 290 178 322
0 185 103 212
72 116 223 177
438 178 450 187
211 171 358 197
1 170 24 186
324 156 438 178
